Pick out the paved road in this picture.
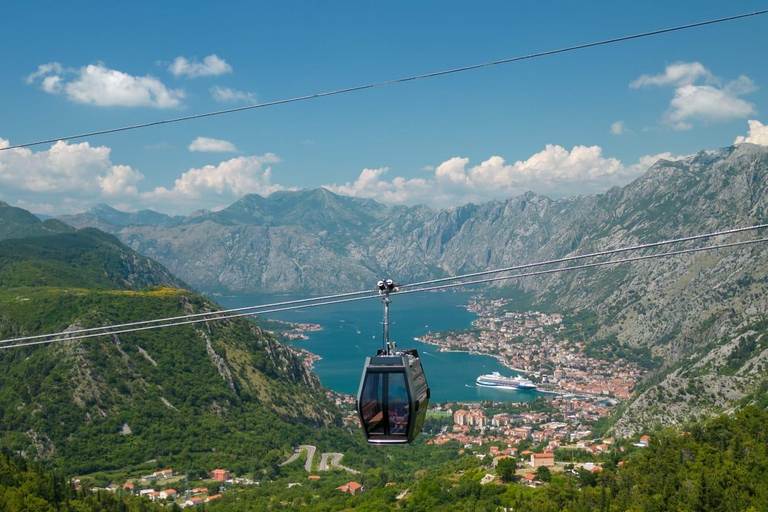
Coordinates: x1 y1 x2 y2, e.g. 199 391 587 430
280 445 316 472
283 445 358 473
320 452 360 474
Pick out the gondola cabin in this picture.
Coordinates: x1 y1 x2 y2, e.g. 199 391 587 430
356 349 430 444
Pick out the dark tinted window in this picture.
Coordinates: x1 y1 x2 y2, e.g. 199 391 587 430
387 373 410 436
360 372 384 435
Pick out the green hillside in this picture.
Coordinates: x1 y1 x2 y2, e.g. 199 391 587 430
0 216 342 475
0 452 166 512
0 229 184 290
0 201 73 241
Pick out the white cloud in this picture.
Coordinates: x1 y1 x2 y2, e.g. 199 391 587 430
188 137 238 153
27 62 185 108
25 62 64 84
210 85 256 103
665 83 756 130
169 55 232 78
323 168 432 204
610 121 630 135
98 165 143 196
0 138 143 197
630 62 711 88
631 62 757 130
324 144 674 207
734 119 768 146
145 154 284 203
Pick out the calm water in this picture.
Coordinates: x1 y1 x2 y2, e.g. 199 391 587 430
215 291 543 403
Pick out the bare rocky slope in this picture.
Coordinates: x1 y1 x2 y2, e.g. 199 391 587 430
59 143 768 434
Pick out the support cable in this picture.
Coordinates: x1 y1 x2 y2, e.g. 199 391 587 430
1 235 765 351
2 9 767 152
1 223 764 346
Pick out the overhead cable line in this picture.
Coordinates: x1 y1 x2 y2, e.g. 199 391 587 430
2 223 765 346
3 9 767 152
1 234 766 351
399 222 768 291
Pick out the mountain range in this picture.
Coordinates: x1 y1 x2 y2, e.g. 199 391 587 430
55 142 768 434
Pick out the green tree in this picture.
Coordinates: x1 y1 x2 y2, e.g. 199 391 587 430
535 465 552 482
496 458 516 483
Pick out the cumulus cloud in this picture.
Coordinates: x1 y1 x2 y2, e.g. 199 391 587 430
324 144 676 207
25 62 64 84
734 119 768 146
145 154 284 204
98 165 143 196
169 55 232 78
210 85 256 103
324 168 433 204
631 62 757 130
610 121 630 135
0 138 142 197
188 137 238 153
26 62 185 108
630 62 712 88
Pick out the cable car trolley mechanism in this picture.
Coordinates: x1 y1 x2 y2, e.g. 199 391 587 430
356 279 430 444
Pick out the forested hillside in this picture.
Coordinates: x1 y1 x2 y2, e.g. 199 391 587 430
0 221 342 475
0 452 167 512
203 406 768 511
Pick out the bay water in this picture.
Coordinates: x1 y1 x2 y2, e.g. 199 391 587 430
215 291 542 403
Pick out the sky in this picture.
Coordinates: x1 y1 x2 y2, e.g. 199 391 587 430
2 1 768 215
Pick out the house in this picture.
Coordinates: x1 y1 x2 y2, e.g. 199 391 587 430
152 469 173 479
122 483 134 493
159 489 177 500
212 468 231 481
185 496 205 507
531 453 555 468
522 474 539 487
337 481 365 495
308 475 321 480
207 494 222 502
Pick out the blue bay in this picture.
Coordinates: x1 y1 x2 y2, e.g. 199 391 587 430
216 291 543 403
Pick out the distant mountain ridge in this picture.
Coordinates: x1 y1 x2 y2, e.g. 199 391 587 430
0 201 73 240
56 142 768 434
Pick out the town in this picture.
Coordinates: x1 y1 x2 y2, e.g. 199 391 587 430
419 296 646 400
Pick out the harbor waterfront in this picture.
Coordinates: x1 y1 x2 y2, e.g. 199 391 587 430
215 291 544 403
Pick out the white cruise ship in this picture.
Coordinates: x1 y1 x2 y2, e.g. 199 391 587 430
476 372 537 390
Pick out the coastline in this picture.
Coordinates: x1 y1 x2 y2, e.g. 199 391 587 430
415 335 528 374
416 335 567 397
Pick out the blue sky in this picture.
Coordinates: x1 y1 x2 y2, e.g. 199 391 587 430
2 1 768 215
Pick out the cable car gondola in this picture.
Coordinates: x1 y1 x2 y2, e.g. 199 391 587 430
356 279 430 444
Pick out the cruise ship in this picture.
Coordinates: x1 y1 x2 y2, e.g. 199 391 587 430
476 372 537 390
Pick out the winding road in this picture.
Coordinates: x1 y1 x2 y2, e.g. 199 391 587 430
282 445 358 473
319 453 360 474
280 444 316 472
